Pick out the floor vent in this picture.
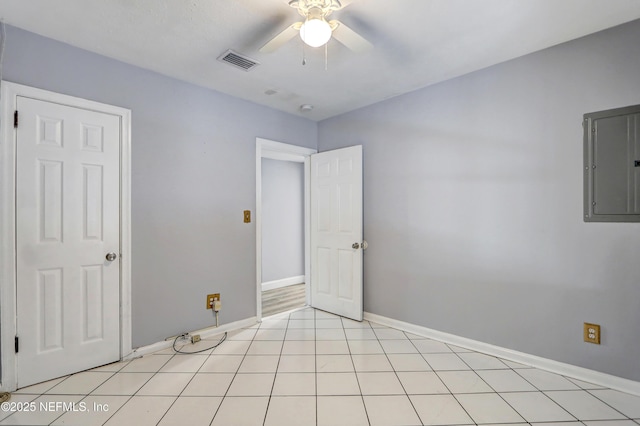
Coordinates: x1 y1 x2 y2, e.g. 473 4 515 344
217 50 260 72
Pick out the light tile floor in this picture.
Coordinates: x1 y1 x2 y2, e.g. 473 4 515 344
4 307 640 425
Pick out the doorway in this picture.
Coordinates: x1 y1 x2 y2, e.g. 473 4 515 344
256 139 365 321
0 82 132 391
261 158 306 316
256 139 316 319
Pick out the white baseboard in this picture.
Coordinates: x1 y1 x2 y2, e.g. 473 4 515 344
124 316 258 360
364 312 640 397
261 275 305 292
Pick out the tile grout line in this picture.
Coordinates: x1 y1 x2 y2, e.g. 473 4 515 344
5 370 114 426
582 387 635 420
261 310 289 426
207 325 257 425
450 343 601 424
119 346 179 425
403 330 479 426
446 342 534 424
59 369 121 426
57 355 168 426
345 315 372 426
508 366 589 422
86 357 172 425
373 327 426 425
315 309 319 426
153 332 230 425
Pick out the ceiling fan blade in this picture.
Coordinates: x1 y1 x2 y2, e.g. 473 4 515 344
331 20 373 53
335 0 354 9
259 24 300 53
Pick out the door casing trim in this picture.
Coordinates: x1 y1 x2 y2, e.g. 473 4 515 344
256 138 316 320
0 81 132 391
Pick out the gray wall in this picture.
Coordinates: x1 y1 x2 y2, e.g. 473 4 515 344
261 158 305 283
318 20 640 381
2 25 317 348
4 19 640 383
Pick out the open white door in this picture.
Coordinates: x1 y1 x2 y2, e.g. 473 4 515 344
310 145 363 321
15 96 121 387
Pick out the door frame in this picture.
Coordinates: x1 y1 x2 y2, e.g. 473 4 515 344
0 81 132 391
256 138 316 319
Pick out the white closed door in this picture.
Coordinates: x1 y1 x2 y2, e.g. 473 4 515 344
310 145 363 321
16 96 121 387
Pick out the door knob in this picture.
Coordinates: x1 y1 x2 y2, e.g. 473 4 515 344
352 242 360 249
105 252 117 261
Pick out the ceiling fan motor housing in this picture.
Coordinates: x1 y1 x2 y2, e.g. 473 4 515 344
307 6 325 21
260 0 372 54
292 0 342 18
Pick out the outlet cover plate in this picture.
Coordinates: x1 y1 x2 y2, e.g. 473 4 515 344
206 293 220 309
584 322 601 344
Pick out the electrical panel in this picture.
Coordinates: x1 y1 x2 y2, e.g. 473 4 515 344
584 104 640 222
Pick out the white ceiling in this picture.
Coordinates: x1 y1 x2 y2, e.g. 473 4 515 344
2 0 640 121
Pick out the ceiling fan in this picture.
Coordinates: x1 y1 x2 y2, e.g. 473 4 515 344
259 0 373 53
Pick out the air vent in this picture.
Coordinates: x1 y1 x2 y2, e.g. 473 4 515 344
217 50 260 72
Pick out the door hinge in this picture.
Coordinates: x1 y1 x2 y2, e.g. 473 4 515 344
15 336 19 353
14 111 18 128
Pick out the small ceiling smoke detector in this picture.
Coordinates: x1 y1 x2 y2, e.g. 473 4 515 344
300 104 314 112
217 49 260 72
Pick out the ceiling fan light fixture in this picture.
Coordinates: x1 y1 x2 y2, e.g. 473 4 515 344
300 17 332 47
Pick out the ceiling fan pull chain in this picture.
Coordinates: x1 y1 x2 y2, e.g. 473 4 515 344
325 42 328 71
302 39 306 65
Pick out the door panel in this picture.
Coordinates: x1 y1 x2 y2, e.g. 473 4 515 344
83 164 104 240
337 250 354 299
82 265 105 341
38 268 63 351
38 160 63 241
16 96 121 387
310 145 363 321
